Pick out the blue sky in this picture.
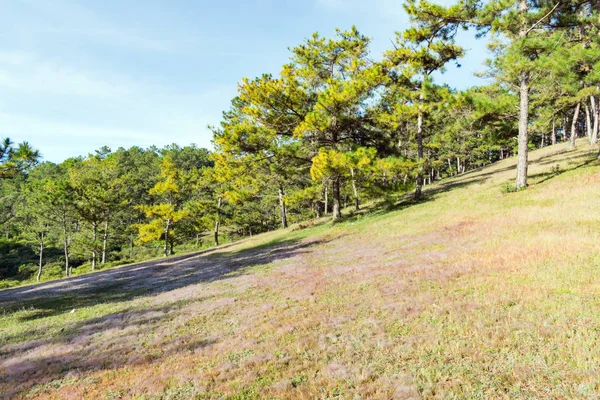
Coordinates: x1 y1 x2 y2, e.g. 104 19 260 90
0 0 490 162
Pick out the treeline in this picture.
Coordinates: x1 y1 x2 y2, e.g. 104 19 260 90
0 144 225 284
2 0 600 285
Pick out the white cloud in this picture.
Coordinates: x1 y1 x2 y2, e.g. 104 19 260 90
0 111 163 141
18 0 180 53
46 27 176 53
0 43 236 161
0 51 31 66
0 52 130 98
0 79 235 162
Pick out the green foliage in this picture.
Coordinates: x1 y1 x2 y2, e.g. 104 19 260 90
4 4 600 286
0 138 40 179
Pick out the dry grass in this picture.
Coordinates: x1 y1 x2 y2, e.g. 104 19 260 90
2 139 600 399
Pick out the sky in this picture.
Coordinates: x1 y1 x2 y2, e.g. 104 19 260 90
0 0 490 162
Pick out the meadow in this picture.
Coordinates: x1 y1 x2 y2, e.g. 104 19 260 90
1 140 599 399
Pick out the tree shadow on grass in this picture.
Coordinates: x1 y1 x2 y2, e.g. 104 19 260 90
533 146 596 167
529 157 597 186
0 237 325 317
334 166 504 225
0 298 220 398
337 148 598 226
0 236 332 398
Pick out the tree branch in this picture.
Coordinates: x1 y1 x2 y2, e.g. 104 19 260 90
525 2 560 35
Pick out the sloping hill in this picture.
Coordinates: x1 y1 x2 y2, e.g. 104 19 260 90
1 140 599 399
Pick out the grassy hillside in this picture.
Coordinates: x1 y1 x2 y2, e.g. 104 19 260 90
1 140 600 399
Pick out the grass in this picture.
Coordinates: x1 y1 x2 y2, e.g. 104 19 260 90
2 139 600 399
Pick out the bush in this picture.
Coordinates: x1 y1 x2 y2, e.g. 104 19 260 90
18 263 37 279
40 263 66 280
0 279 19 289
500 182 527 194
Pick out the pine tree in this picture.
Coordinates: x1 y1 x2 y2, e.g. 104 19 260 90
138 155 188 257
405 0 590 188
290 27 387 219
0 138 40 179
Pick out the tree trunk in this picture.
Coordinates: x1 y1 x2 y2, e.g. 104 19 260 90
278 182 288 229
163 219 170 257
569 102 581 150
332 176 342 220
585 102 592 142
414 172 423 198
415 92 424 200
91 222 97 271
350 168 359 210
37 231 44 281
324 186 329 215
592 95 599 144
551 118 556 145
4 226 8 240
515 0 530 190
214 220 220 246
63 231 69 277
101 219 109 264
214 197 222 246
129 235 134 259
456 157 461 174
515 71 530 189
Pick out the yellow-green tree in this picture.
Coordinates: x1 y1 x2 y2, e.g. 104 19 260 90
137 156 187 257
290 27 387 219
310 147 376 212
